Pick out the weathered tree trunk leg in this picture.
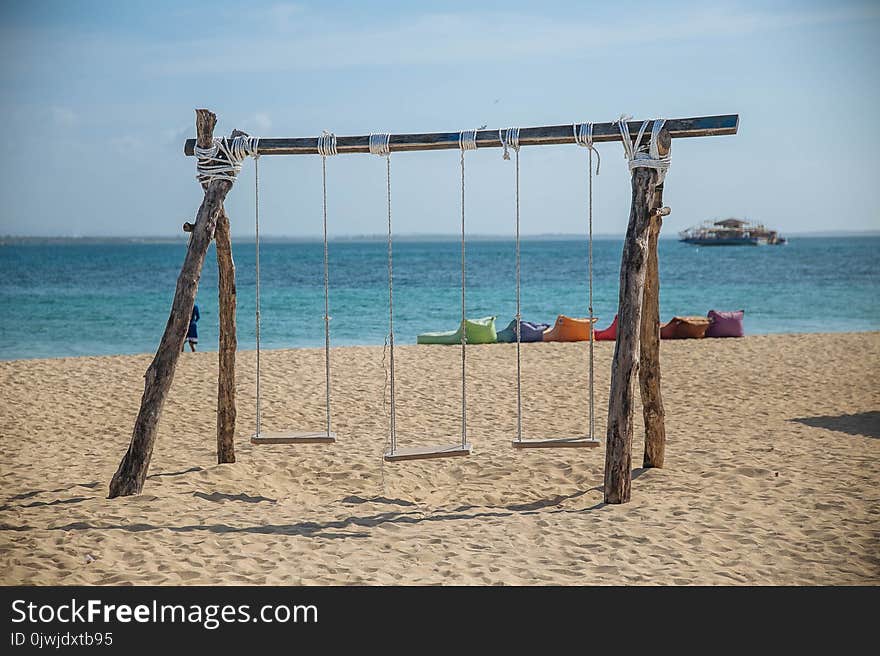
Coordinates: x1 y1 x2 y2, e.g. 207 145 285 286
640 185 667 469
109 109 232 498
604 167 659 504
216 207 237 464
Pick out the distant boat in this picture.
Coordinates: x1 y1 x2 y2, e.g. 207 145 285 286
679 218 787 246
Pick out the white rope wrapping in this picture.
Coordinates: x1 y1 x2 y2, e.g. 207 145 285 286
317 131 338 157
617 115 669 184
499 127 520 160
459 129 478 152
195 135 260 184
574 122 601 174
369 133 391 157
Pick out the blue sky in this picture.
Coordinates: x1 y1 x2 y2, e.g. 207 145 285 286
1 0 878 237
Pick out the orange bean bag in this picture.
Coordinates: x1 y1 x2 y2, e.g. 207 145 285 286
594 314 618 341
542 315 598 342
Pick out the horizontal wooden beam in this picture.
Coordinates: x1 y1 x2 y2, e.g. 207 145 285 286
184 114 738 157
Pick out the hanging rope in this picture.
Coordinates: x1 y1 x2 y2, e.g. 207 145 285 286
195 135 264 437
196 136 263 438
458 130 477 448
500 127 523 442
574 122 599 440
371 133 395 453
194 133 261 432
253 152 262 438
318 131 337 437
617 115 670 184
195 135 260 184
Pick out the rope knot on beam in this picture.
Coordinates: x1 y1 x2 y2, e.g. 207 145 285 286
499 127 520 160
617 115 670 184
195 135 261 184
368 133 391 157
574 122 601 174
317 131 338 157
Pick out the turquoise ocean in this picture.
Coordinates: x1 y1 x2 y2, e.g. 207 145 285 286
1 236 877 360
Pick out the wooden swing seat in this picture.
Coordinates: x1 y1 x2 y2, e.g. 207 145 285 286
251 431 337 445
512 436 600 449
384 442 472 462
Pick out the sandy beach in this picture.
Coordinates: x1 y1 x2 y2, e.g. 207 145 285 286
1 332 878 585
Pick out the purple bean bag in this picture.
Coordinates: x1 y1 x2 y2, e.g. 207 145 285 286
706 309 744 338
496 319 550 343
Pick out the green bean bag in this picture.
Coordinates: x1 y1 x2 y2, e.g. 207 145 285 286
417 316 497 345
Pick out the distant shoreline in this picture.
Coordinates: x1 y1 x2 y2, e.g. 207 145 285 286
3 331 879 363
3 231 879 245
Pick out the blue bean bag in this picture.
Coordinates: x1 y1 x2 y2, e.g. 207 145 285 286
496 318 550 343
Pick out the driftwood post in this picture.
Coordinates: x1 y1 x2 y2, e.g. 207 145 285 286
182 206 237 463
109 109 234 497
640 196 668 468
604 130 670 504
212 128 254 464
215 207 236 464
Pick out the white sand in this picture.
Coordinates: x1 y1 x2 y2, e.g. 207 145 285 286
1 332 878 585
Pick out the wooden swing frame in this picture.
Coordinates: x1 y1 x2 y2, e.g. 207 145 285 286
108 110 738 504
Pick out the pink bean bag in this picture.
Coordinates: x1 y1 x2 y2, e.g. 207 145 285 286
706 309 744 338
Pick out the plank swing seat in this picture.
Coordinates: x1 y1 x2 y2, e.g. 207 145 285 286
251 431 337 445
250 132 339 448
504 124 603 453
383 442 472 462
512 437 600 449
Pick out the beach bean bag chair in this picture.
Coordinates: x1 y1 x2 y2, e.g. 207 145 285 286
594 314 618 341
706 309 745 338
660 316 711 339
417 316 497 345
542 315 597 342
496 319 551 343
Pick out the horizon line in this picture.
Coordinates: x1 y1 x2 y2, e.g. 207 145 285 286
2 229 879 243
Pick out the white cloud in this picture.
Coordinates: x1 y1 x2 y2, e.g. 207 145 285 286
265 2 305 27
142 3 880 75
243 112 272 134
163 123 194 147
110 135 144 154
50 106 77 126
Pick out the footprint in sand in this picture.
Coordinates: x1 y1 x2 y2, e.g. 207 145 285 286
594 565 618 575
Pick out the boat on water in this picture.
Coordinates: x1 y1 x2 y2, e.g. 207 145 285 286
679 218 787 246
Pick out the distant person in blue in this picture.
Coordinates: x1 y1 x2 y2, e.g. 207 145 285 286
185 304 199 352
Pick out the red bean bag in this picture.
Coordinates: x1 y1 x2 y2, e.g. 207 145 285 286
594 314 618 341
